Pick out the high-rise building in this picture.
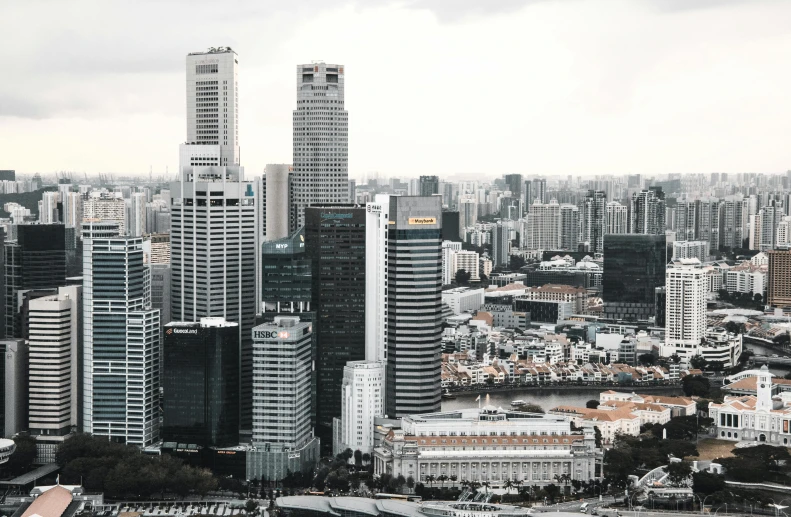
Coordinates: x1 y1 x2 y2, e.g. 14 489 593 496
602 234 667 321
630 188 666 235
27 285 81 462
664 259 708 360
559 204 580 251
82 221 160 446
492 221 510 267
62 192 83 228
582 190 606 253
334 360 384 456
181 47 239 168
261 227 312 314
171 165 260 431
695 199 720 252
719 196 747 250
366 195 442 418
451 251 480 282
675 201 696 241
759 204 780 251
83 193 127 234
128 192 147 237
263 164 293 241
248 316 319 481
149 263 171 327
442 241 463 285
525 200 560 250
291 62 349 231
419 176 440 197
5 224 66 338
605 201 628 235
0 339 27 438
39 192 59 224
504 174 523 211
305 206 366 441
162 318 239 447
768 250 791 308
672 241 708 262
531 178 547 205
458 196 477 236
441 211 460 242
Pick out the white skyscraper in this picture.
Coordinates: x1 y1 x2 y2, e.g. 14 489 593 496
128 192 147 237
263 163 292 241
83 193 126 234
334 361 384 456
442 240 463 285
525 199 561 250
291 62 349 231
170 165 260 430
28 285 80 462
605 201 628 235
39 191 59 223
62 192 83 228
459 195 478 236
665 259 707 358
181 47 239 169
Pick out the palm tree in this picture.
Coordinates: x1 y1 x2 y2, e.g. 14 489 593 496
503 479 513 494
450 475 458 487
437 474 448 489
513 479 523 493
426 474 436 489
481 481 490 493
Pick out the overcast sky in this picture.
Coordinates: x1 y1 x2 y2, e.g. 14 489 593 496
1 0 790 180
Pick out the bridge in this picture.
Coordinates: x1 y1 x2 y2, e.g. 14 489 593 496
752 355 791 367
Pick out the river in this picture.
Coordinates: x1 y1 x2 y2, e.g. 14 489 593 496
743 341 791 376
441 386 684 412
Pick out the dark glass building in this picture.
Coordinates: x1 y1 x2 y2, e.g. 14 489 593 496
305 206 366 443
419 176 439 197
4 224 66 338
602 234 667 321
261 227 312 313
441 211 460 242
162 318 239 447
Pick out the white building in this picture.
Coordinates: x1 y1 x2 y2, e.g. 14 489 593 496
672 241 708 262
263 164 292 241
171 165 260 429
442 240 463 285
525 200 560 250
39 191 59 224
664 259 707 361
725 261 767 297
605 201 628 235
442 287 485 315
459 196 478 235
373 407 599 487
128 192 147 237
182 47 239 168
62 192 82 228
27 285 81 461
290 62 349 231
334 360 384 456
248 317 319 480
83 193 126 234
452 250 480 282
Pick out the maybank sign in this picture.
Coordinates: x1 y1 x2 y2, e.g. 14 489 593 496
408 217 437 225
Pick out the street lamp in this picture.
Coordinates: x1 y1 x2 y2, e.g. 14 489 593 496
694 494 713 515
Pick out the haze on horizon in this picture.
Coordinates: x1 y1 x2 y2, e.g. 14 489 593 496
1 0 790 180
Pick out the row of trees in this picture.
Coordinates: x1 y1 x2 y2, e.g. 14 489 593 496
56 434 217 499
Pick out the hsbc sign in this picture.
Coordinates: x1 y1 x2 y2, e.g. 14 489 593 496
253 330 291 340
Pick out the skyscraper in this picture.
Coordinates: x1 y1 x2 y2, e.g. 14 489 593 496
525 200 560 250
531 178 547 205
582 190 606 253
27 285 80 461
492 221 510 267
181 47 239 168
605 201 628 235
419 176 440 197
162 318 239 447
170 166 260 430
82 221 160 446
559 204 580 251
263 164 293 241
305 206 366 442
366 195 442 418
458 196 477 236
602 234 667 321
504 174 523 209
664 259 707 361
248 317 319 480
5 224 66 338
291 62 349 231
334 360 384 456
630 188 666 235
768 250 791 308
128 192 147 237
719 196 747 250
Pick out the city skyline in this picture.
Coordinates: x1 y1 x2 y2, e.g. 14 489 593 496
3 0 791 178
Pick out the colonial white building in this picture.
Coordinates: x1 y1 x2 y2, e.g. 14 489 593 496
373 407 600 488
709 366 791 445
334 360 384 456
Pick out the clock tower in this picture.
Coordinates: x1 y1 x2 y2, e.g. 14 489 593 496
757 364 773 412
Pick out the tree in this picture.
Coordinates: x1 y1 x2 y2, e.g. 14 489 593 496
362 452 371 464
521 403 544 414
455 269 471 286
725 321 744 335
666 461 692 486
593 426 602 448
692 471 726 495
406 476 415 490
586 400 600 409
509 255 526 271
5 435 37 475
690 355 707 370
544 483 561 503
354 449 362 466
682 375 711 397
245 500 259 515
754 293 763 305
670 353 682 364
426 474 436 488
638 353 656 366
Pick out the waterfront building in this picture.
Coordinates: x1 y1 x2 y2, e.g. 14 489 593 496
82 222 159 446
27 285 80 462
768 249 791 307
5 224 66 338
248 317 319 480
602 234 666 321
725 260 767 298
366 195 443 417
290 62 349 231
333 360 384 456
171 165 259 430
373 407 599 486
305 206 366 442
162 318 239 447
663 259 707 362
